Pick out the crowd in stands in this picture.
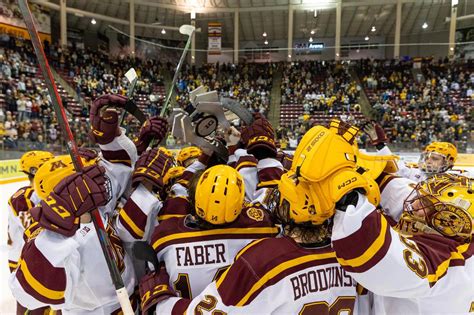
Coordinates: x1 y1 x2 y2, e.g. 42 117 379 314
176 62 274 116
0 35 472 154
358 58 472 151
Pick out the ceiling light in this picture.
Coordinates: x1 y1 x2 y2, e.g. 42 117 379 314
336 53 340 57
314 10 318 18
371 26 376 32
310 30 315 35
161 29 166 34
264 40 268 45
309 37 313 42
263 32 267 37
356 49 360 53
365 36 369 41
91 18 97 25
450 47 454 51
422 22 428 29
288 54 292 58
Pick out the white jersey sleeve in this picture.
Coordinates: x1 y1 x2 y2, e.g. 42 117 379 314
331 193 474 314
10 219 137 314
116 184 162 242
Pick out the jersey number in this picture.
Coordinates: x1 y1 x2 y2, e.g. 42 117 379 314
400 236 428 278
174 266 229 299
299 296 356 315
194 295 226 315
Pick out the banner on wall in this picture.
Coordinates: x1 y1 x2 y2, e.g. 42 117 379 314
0 2 51 43
208 22 222 55
0 159 26 182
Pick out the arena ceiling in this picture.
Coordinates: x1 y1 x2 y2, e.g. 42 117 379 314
42 0 474 45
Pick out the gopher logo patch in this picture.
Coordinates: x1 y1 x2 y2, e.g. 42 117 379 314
247 208 264 222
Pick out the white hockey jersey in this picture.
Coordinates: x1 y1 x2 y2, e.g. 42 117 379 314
150 207 279 300
154 236 370 314
7 186 40 272
331 193 474 315
9 131 139 314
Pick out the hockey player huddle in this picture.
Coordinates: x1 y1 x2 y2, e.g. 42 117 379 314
6 93 474 315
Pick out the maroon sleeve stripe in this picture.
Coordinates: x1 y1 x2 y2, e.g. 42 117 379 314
118 198 147 239
16 241 66 305
258 167 283 182
376 172 401 193
333 211 392 273
171 298 191 314
159 197 191 218
177 171 194 187
8 260 18 273
101 149 132 167
235 156 258 171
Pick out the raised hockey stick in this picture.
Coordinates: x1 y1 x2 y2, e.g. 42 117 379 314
160 24 195 117
18 1 134 314
120 68 147 125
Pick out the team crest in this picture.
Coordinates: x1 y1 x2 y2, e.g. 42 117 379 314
247 207 264 222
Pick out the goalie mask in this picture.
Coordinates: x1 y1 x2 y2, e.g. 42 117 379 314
418 142 457 174
400 174 473 241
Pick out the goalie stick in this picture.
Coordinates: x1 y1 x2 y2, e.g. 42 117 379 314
18 1 134 313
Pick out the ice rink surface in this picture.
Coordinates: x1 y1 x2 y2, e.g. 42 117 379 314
1 165 473 314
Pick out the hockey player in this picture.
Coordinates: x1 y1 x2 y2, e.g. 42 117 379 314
362 122 461 182
7 150 54 314
8 94 167 314
137 166 372 314
148 165 278 301
331 174 474 315
8 150 54 272
292 123 474 315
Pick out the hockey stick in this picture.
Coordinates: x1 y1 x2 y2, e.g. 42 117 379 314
160 24 195 117
18 1 134 314
132 241 160 271
120 68 147 125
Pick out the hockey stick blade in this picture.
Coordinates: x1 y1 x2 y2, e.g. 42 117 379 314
132 241 160 271
220 98 254 125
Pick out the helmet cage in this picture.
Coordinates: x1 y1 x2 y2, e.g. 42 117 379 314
418 151 452 174
403 184 473 241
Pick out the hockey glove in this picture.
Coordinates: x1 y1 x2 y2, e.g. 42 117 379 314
77 147 98 162
240 117 277 159
135 117 169 155
31 165 109 237
361 121 388 147
139 268 177 315
132 148 174 192
89 94 128 144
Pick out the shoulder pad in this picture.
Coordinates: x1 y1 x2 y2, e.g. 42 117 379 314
8 187 34 216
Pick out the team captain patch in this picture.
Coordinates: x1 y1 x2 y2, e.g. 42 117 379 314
247 208 264 221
